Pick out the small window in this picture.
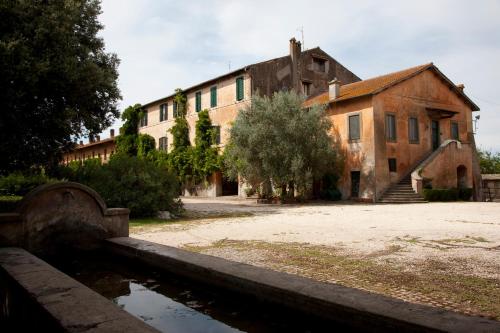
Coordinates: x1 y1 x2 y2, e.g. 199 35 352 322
236 77 244 101
385 114 396 141
302 81 311 96
159 103 167 122
173 101 178 118
388 158 397 172
158 137 168 151
348 114 360 141
140 111 148 127
408 117 419 143
210 86 217 107
451 122 459 140
212 125 221 145
312 57 326 72
195 91 202 112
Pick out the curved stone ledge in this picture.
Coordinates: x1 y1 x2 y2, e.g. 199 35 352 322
0 182 129 254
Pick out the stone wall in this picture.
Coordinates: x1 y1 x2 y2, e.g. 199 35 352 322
0 182 129 254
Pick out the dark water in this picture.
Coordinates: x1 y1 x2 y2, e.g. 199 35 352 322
47 252 341 333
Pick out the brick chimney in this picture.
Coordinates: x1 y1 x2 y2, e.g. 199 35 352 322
89 135 94 143
79 140 83 146
96 135 100 142
329 78 341 100
110 129 115 138
456 83 465 92
290 37 302 94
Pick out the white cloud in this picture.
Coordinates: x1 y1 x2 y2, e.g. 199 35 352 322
98 0 500 151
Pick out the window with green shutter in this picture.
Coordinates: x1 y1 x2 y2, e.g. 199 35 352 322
195 91 202 112
210 86 217 107
236 77 244 101
451 121 459 141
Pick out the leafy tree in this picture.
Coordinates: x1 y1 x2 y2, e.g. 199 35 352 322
224 91 342 198
0 0 120 174
478 149 500 174
137 134 156 158
192 110 221 182
168 89 193 183
115 104 142 156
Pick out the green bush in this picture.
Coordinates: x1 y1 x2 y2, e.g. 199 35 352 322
320 173 342 201
458 188 473 201
60 154 182 218
0 172 57 196
423 188 459 202
0 195 23 213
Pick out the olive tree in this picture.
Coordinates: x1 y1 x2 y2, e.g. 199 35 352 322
224 91 343 198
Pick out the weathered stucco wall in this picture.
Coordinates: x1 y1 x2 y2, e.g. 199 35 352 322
0 182 129 254
327 96 376 201
417 141 474 190
372 69 476 199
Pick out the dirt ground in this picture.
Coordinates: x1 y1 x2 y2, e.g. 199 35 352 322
131 197 500 319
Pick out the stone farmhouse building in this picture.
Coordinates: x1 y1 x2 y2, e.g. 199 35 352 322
62 129 117 165
304 63 481 202
63 39 482 202
138 38 360 196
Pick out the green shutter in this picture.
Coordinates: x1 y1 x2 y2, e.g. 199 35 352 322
236 77 244 101
196 91 201 112
211 86 217 107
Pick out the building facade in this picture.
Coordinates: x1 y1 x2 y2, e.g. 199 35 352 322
304 63 481 202
138 38 360 196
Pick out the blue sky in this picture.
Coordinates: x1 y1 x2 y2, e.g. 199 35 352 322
99 0 500 152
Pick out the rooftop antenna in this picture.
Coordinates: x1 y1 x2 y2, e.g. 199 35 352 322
228 60 231 72
297 26 305 50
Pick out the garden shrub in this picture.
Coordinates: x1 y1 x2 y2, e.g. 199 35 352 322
320 173 342 201
423 188 459 201
0 172 57 196
60 154 182 218
458 188 473 201
0 195 23 213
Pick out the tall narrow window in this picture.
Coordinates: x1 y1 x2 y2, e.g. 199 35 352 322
385 114 396 141
140 111 148 127
158 137 168 151
212 126 221 145
348 114 360 141
210 86 217 107
302 81 311 96
195 91 202 112
236 77 244 101
451 121 459 140
408 117 419 143
159 103 167 122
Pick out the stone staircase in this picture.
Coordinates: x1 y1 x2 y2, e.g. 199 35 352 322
378 175 427 203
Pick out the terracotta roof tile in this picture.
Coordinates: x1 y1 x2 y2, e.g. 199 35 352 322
303 63 479 111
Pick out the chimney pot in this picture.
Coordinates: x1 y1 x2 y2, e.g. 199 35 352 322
110 129 115 138
329 78 341 100
79 140 83 145
456 83 465 92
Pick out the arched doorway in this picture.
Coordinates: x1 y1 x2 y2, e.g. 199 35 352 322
457 165 467 189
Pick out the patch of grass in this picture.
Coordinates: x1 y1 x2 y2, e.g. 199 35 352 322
186 240 500 319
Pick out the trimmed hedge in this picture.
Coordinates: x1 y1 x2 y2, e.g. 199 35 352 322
0 195 23 213
423 188 473 202
0 172 57 196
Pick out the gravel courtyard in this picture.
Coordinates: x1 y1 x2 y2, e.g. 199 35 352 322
131 197 500 319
